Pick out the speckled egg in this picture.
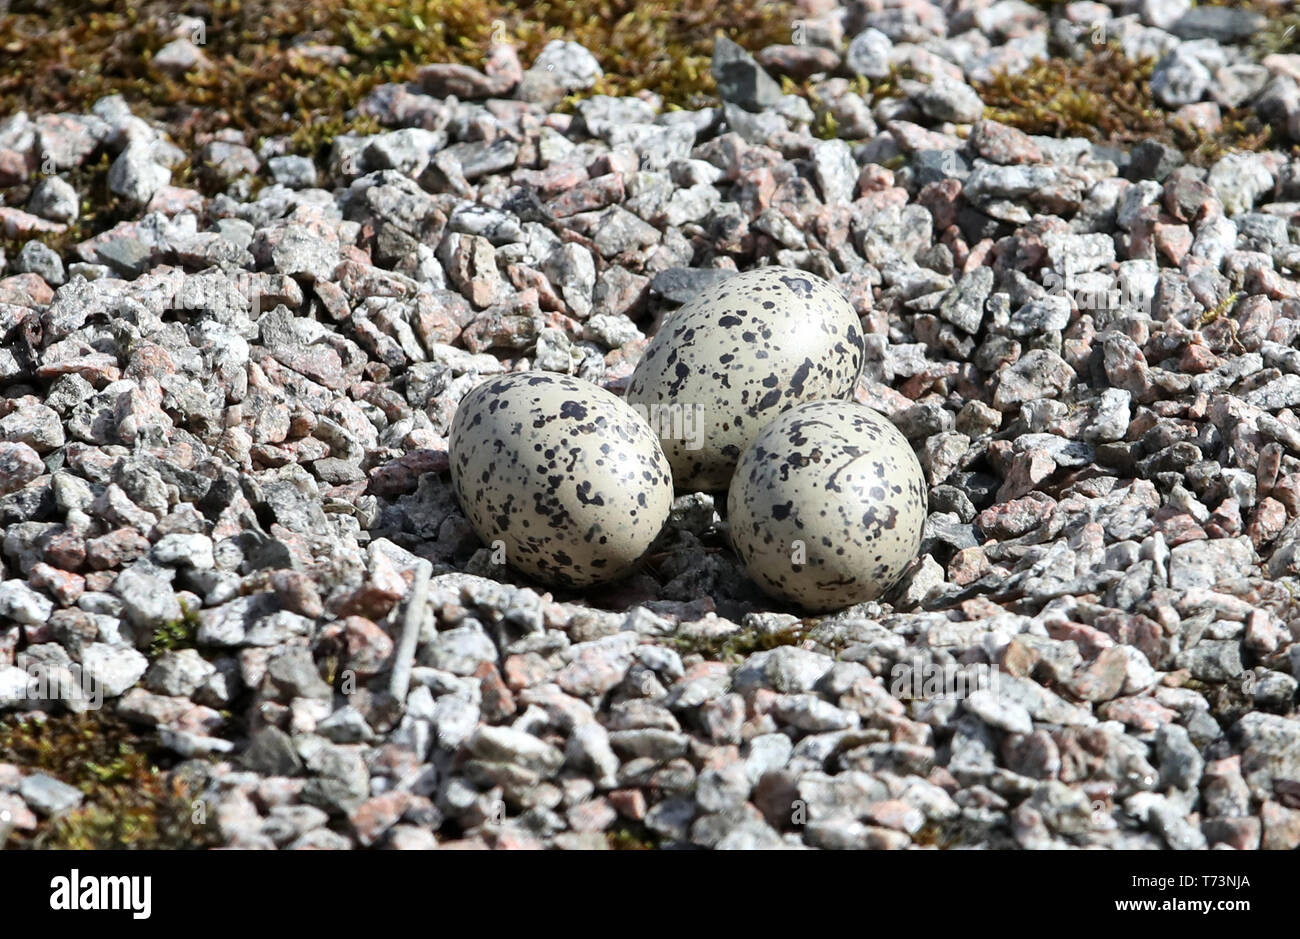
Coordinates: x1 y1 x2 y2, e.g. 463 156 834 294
449 372 673 588
625 266 865 492
727 399 927 612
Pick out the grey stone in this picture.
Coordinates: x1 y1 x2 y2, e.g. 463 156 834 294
712 35 783 112
267 648 333 701
916 79 985 124
364 128 443 177
269 224 339 282
467 725 564 775
421 625 498 676
1170 6 1266 43
0 580 53 626
241 726 304 776
811 138 858 204
1151 50 1211 108
1176 640 1244 683
1149 797 1209 849
267 155 318 188
993 349 1074 410
527 40 602 93
938 266 993 333
14 240 65 286
1168 538 1255 590
1126 139 1185 183
1155 723 1203 791
152 533 215 569
107 141 169 203
146 649 215 698
19 773 84 816
645 796 696 842
78 642 148 697
113 566 182 631
26 176 79 223
964 688 1034 735
845 28 894 79
301 743 370 812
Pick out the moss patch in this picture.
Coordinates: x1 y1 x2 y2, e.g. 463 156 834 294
973 46 1275 165
800 65 917 139
976 49 1167 143
670 619 814 661
1252 11 1300 56
148 602 201 659
913 814 1019 849
1181 676 1261 729
1196 0 1300 57
0 0 795 159
0 150 135 261
606 821 660 849
0 711 218 849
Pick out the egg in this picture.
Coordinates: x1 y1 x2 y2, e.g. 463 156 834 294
449 372 673 588
625 266 865 492
727 399 927 612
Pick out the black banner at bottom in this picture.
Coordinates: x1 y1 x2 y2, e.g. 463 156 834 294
0 848 1280 928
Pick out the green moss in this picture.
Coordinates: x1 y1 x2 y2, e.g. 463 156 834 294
290 111 382 162
1199 290 1240 327
0 150 134 261
1262 578 1300 636
148 600 201 658
606 821 660 849
1180 676 1261 729
858 64 919 103
976 48 1168 144
1195 0 1300 57
1252 11 1300 56
794 64 916 141
0 712 218 849
913 814 1019 849
814 110 839 140
670 620 814 661
0 0 795 166
973 45 1274 165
